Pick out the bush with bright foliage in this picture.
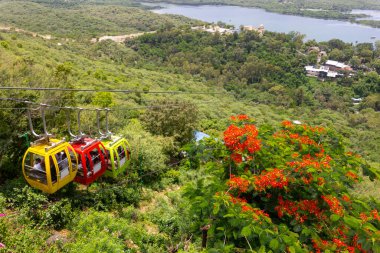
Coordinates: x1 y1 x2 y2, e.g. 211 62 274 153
184 115 380 252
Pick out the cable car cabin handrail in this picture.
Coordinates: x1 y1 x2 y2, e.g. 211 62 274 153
80 139 98 151
70 135 88 143
44 138 67 152
30 136 53 146
99 133 112 141
109 137 123 147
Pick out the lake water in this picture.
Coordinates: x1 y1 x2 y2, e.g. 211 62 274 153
145 3 380 43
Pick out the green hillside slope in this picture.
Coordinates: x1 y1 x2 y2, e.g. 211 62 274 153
0 0 200 38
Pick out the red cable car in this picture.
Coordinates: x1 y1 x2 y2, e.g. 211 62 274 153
70 137 108 185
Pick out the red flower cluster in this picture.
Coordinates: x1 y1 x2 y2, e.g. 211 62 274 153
227 175 250 193
332 239 355 253
345 171 358 180
230 153 243 163
312 239 329 253
241 205 270 220
275 196 323 222
224 124 260 153
302 173 313 184
360 209 380 222
229 195 248 205
253 169 288 191
273 130 321 148
360 212 369 222
371 209 380 221
230 114 250 121
228 195 270 221
322 195 344 216
302 124 326 133
342 195 351 203
312 237 366 253
281 120 293 128
351 234 366 253
287 155 331 173
224 118 261 164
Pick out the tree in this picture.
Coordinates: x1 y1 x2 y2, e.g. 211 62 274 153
183 116 380 252
327 39 346 50
141 99 199 146
238 55 271 84
329 48 345 62
371 58 380 74
92 92 113 108
361 93 380 111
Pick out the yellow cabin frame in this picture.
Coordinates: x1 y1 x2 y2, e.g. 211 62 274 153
22 139 78 194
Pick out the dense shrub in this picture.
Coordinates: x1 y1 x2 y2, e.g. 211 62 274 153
141 99 199 146
122 119 172 183
66 210 169 253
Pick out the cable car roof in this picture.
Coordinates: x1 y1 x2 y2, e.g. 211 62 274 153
70 137 102 153
101 136 127 148
27 138 70 155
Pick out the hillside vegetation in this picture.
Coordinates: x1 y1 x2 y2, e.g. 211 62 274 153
0 0 200 38
0 1 379 252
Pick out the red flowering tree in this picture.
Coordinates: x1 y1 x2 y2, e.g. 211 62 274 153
183 115 380 252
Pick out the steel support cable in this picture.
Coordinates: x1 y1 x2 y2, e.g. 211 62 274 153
0 104 200 112
0 86 224 95
1 97 215 111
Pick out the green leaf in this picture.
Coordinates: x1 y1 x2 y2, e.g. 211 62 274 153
213 203 220 214
258 245 266 253
282 235 292 244
301 227 311 236
269 239 279 250
343 215 361 229
330 214 341 221
288 246 296 253
363 223 378 232
241 226 252 237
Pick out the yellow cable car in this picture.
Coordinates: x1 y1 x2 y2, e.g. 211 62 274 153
22 139 78 194
102 136 131 178
22 104 77 194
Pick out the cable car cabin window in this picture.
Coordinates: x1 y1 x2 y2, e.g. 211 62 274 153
24 153 47 185
107 150 119 170
68 148 77 172
55 151 70 180
103 147 115 171
48 156 58 184
117 145 127 167
77 154 84 177
77 154 90 177
90 148 102 174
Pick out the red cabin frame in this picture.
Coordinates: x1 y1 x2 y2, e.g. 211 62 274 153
70 137 107 185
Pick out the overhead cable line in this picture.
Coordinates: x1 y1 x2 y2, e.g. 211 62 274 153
0 107 30 110
0 98 209 112
0 97 216 112
0 86 224 95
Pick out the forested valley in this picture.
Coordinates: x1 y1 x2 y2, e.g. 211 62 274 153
0 0 379 252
